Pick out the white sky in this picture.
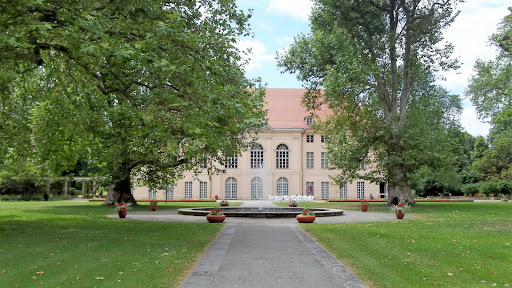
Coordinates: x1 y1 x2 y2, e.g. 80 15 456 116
236 0 511 137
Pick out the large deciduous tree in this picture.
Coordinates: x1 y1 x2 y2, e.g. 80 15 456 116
0 0 266 204
278 0 462 204
466 7 512 138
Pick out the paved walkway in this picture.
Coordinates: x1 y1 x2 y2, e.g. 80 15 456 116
175 200 368 288
119 200 405 287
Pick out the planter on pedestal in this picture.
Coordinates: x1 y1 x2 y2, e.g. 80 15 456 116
206 215 226 223
296 215 316 223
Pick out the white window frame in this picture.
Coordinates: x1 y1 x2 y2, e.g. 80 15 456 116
250 143 264 169
276 177 289 196
357 181 365 199
306 134 314 143
321 135 327 143
251 177 263 200
199 181 208 199
149 188 157 199
305 116 314 126
321 152 328 169
306 182 314 196
339 183 348 199
225 177 238 199
276 144 289 169
166 183 174 199
225 153 238 169
185 182 193 199
321 182 329 200
306 152 314 169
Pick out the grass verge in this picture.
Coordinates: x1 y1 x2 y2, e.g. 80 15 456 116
300 202 512 287
0 201 223 288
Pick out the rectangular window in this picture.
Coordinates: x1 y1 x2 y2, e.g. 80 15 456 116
166 184 174 199
339 183 348 199
321 135 327 143
305 116 314 126
321 152 328 169
306 182 314 196
251 146 263 169
357 182 365 199
306 135 314 143
306 152 314 169
148 188 156 199
321 182 329 200
199 181 207 199
185 182 193 199
225 154 238 169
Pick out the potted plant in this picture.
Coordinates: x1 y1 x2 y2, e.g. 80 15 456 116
220 200 229 206
389 203 411 219
149 200 158 211
289 200 298 207
296 209 315 223
206 208 226 223
116 202 132 218
361 199 369 212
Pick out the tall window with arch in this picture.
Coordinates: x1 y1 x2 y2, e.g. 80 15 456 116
166 183 174 199
276 177 289 196
251 177 263 200
251 143 264 169
225 177 238 199
276 144 289 169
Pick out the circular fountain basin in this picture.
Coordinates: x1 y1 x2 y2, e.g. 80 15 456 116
178 207 344 218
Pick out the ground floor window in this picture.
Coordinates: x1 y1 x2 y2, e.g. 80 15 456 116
321 182 329 200
149 188 157 199
276 177 289 196
185 182 193 199
225 177 238 199
166 183 174 199
251 177 263 199
339 183 348 199
306 182 314 196
200 181 208 199
357 182 365 199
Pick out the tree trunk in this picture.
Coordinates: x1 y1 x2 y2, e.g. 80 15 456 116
104 164 136 205
386 164 414 206
386 131 415 206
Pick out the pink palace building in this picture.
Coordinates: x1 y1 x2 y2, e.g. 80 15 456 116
132 88 386 200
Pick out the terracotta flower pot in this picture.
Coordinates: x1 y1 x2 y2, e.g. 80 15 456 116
118 208 128 218
395 210 405 219
361 204 368 212
220 201 229 206
296 215 315 223
150 202 158 211
206 215 226 223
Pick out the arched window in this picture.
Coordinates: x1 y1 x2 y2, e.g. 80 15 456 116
225 177 238 199
276 144 289 169
276 177 289 196
251 143 264 169
251 177 263 200
166 183 174 199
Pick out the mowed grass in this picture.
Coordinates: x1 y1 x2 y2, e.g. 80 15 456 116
299 201 512 288
0 201 224 288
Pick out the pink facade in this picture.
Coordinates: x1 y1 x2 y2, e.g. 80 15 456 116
133 89 384 200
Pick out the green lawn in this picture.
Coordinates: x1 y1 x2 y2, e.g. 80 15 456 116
0 201 223 288
299 201 512 288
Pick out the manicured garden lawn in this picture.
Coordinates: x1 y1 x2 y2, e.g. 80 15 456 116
0 201 223 288
299 201 512 288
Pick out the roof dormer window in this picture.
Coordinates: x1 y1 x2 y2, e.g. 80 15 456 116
305 116 314 126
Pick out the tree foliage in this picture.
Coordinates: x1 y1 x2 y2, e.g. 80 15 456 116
278 0 462 204
0 0 267 204
466 7 512 138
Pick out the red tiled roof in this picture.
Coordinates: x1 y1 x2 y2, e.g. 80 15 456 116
264 88 331 129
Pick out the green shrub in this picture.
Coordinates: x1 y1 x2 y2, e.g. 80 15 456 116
461 183 481 196
479 182 500 196
497 181 512 196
